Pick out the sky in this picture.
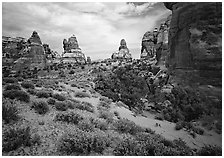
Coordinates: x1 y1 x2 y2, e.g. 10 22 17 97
2 2 171 60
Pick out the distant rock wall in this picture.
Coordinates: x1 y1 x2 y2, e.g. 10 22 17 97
164 2 222 86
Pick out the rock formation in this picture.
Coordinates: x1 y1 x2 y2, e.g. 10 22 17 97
111 39 132 60
164 2 222 85
14 31 46 71
140 30 157 59
62 35 86 64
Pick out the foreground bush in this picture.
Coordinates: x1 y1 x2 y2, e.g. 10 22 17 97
75 102 94 113
74 91 90 98
113 118 144 135
52 93 66 101
3 77 18 84
55 101 69 111
47 98 56 105
21 81 35 89
4 84 21 91
2 126 32 152
3 90 30 103
2 98 20 124
57 129 110 155
36 90 52 98
31 100 49 115
197 145 222 156
55 111 83 124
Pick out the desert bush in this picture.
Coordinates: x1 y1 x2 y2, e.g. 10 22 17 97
31 100 49 115
75 102 94 113
30 133 41 146
21 81 35 89
193 127 204 135
77 119 95 132
90 117 108 130
71 83 77 87
58 129 110 155
113 118 144 135
197 145 222 156
154 114 164 121
52 93 66 101
74 91 90 98
69 70 75 74
97 101 111 110
2 98 20 124
27 88 37 95
3 90 30 103
55 101 69 111
36 90 51 98
3 77 18 84
55 111 83 124
2 126 32 152
175 121 184 130
4 84 21 91
99 110 114 123
47 98 56 105
16 77 24 82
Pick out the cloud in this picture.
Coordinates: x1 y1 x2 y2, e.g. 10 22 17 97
2 2 171 60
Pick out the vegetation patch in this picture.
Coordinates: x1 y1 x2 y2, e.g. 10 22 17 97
74 91 91 98
31 100 49 115
21 81 35 89
3 90 30 103
4 84 21 91
55 111 84 124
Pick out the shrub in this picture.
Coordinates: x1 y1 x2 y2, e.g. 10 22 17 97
2 98 20 124
90 117 108 130
47 98 56 105
71 83 77 87
36 90 52 98
97 101 111 110
99 111 114 123
2 126 32 152
31 100 49 115
3 77 18 84
52 93 66 101
4 84 21 91
3 90 30 103
69 70 75 74
30 133 41 146
113 134 138 156
193 127 204 135
58 129 110 155
55 111 83 124
113 118 144 135
77 119 95 132
75 102 94 113
21 81 35 89
27 88 37 95
74 91 90 98
55 101 69 111
197 145 222 156
175 121 184 130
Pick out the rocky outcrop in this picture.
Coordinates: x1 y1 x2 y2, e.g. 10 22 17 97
14 31 46 71
111 39 132 60
62 35 86 64
164 2 222 86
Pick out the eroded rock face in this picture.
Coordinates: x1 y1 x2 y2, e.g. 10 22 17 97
141 31 157 59
164 2 222 85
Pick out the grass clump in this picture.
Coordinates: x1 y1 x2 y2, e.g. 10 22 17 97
2 126 32 152
36 90 52 98
3 90 30 103
47 98 56 105
31 100 49 115
75 102 94 113
3 77 18 84
21 81 35 89
197 145 222 156
55 101 69 111
74 91 91 98
4 84 21 91
2 98 20 124
57 128 110 155
77 119 95 132
52 93 66 101
113 118 144 135
55 111 83 124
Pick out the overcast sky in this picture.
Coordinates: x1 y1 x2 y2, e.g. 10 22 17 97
2 2 171 60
